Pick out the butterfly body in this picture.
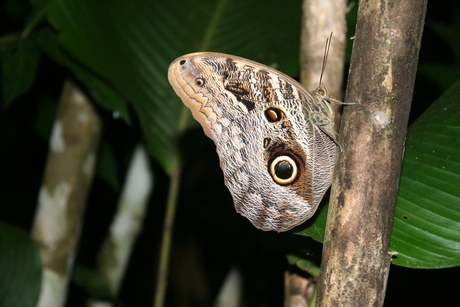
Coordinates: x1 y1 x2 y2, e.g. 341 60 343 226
168 52 340 232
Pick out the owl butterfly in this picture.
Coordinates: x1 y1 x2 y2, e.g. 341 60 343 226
168 48 348 232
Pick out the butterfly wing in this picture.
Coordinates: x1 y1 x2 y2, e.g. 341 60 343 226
168 52 336 231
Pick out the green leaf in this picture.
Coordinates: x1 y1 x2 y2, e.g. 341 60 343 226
390 78 460 268
0 221 42 307
46 0 301 173
294 201 328 242
417 62 460 91
1 38 40 109
35 28 131 124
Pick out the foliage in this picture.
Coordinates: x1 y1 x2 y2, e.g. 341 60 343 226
1 0 459 305
0 222 41 307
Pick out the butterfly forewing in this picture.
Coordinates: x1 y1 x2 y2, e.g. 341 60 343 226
168 52 337 231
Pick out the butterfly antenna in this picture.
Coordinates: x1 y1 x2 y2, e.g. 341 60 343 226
319 32 333 88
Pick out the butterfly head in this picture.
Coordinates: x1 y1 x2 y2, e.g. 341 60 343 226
313 84 329 98
168 53 222 138
168 54 208 95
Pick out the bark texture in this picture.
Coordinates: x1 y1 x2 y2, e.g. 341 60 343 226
300 0 347 99
316 1 427 306
32 80 102 307
287 1 348 305
284 272 316 307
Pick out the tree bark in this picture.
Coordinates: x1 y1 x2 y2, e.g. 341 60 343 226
284 271 316 307
88 144 153 307
31 80 102 307
316 1 427 306
286 1 347 305
299 0 347 99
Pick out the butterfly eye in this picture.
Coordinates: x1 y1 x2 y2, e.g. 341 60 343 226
269 155 298 185
265 107 283 123
195 78 205 87
316 85 328 97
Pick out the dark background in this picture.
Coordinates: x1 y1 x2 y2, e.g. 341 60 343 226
1 0 459 306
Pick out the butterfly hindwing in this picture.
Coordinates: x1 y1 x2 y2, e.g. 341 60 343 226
168 52 338 231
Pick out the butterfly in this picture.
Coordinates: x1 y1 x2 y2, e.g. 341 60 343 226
168 51 348 231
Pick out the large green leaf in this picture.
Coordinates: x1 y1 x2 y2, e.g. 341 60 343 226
35 28 131 124
46 0 302 173
0 221 42 307
389 79 460 268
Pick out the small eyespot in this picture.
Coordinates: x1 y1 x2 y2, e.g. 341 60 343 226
269 155 298 185
195 78 205 87
265 107 283 123
179 60 186 65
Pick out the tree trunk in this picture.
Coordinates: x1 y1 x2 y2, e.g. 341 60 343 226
316 1 427 306
285 1 347 305
31 80 102 307
299 0 347 99
88 144 153 307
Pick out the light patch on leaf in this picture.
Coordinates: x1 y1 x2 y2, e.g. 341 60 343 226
50 121 65 152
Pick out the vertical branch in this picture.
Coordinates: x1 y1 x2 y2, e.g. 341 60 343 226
286 1 347 306
88 144 153 307
32 80 102 307
154 167 182 307
316 1 427 306
300 0 347 99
